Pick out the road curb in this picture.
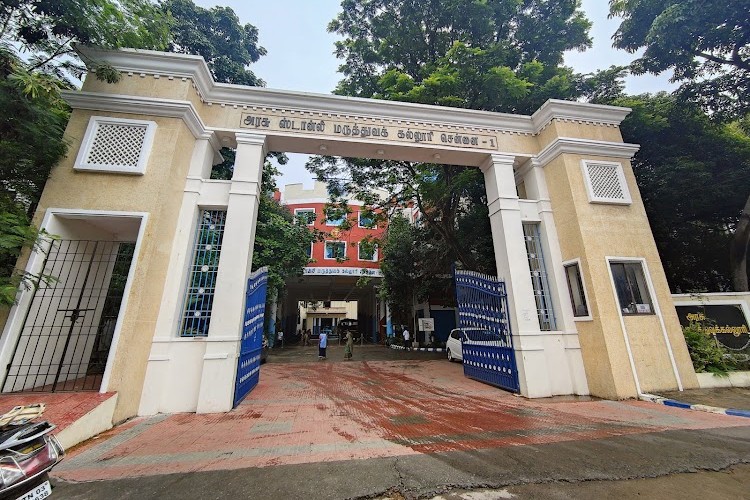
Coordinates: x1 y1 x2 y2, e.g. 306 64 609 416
388 344 446 352
640 393 750 418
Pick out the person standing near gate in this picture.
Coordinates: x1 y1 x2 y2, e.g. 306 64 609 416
319 329 328 359
403 325 411 351
344 330 353 360
277 330 284 349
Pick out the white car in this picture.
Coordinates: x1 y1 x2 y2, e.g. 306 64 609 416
446 328 510 362
446 328 467 362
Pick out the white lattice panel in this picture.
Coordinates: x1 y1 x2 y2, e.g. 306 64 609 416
75 117 156 175
581 161 631 204
86 123 147 168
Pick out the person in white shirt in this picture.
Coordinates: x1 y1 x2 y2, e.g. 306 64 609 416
277 330 284 348
319 331 328 359
403 326 411 350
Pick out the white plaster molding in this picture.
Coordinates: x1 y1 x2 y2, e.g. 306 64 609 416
228 180 259 197
64 91 207 139
531 99 631 131
75 47 634 136
487 196 522 217
479 153 516 173
536 138 640 167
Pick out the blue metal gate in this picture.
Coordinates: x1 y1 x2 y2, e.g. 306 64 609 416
454 269 519 393
234 267 268 407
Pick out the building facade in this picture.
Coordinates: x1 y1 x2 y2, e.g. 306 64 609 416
0 47 699 422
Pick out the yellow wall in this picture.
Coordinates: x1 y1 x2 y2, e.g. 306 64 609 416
30 108 197 421
541 124 698 398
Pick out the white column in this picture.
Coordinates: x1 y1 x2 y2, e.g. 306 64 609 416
481 154 551 398
197 132 266 413
522 161 589 395
140 134 220 415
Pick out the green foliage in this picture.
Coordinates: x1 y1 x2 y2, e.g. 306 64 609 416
0 0 170 84
251 160 323 294
682 322 735 374
160 0 266 86
330 0 591 112
610 0 750 120
614 92 750 292
311 1 597 311
0 201 56 306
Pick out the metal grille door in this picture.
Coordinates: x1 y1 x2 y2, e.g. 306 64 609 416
454 269 519 393
3 240 135 393
234 267 268 407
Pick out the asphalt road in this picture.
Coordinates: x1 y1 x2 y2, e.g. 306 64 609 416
52 425 750 499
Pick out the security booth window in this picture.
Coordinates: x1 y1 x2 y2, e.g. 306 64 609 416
610 261 654 315
564 262 589 317
324 241 346 259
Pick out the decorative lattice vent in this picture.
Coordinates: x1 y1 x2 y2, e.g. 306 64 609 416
75 117 156 175
581 161 631 205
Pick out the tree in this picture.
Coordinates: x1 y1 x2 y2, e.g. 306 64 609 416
251 160 322 293
160 0 266 86
0 0 170 84
610 0 750 290
0 1 170 305
615 92 750 292
610 0 750 120
311 0 594 309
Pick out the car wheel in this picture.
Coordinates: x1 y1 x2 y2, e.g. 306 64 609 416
447 348 454 362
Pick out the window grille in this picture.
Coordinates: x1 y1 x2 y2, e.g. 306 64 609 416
75 117 156 175
523 223 557 331
581 161 632 205
180 210 227 337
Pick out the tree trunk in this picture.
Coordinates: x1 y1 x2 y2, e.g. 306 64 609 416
730 193 750 291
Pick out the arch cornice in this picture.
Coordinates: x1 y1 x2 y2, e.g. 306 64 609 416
76 46 632 136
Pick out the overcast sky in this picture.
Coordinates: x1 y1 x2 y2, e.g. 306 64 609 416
193 0 674 190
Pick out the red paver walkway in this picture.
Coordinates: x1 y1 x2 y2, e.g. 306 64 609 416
54 360 749 482
0 391 116 432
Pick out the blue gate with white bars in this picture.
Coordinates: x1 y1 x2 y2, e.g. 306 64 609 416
234 267 268 407
454 269 519 393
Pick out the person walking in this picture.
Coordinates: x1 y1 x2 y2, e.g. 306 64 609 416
344 330 353 360
319 329 328 360
403 325 411 351
302 328 309 347
277 330 284 349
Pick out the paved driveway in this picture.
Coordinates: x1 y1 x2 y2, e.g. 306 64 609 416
54 352 749 485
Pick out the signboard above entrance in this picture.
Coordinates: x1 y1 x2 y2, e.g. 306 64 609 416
240 112 499 151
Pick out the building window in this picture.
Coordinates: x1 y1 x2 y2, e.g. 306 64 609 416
523 223 557 331
358 210 375 228
324 241 346 260
294 208 316 225
358 243 377 261
610 261 654 315
564 261 590 318
306 242 313 259
180 210 227 337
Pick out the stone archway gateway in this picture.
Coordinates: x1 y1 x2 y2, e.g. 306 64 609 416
0 46 699 420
